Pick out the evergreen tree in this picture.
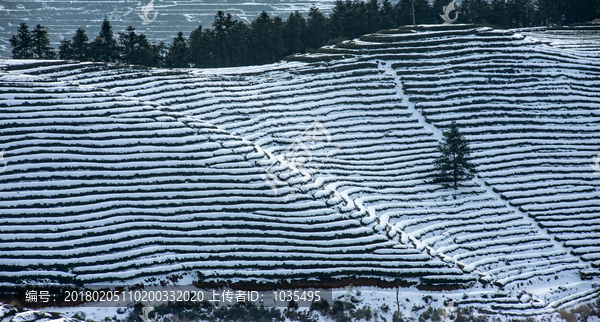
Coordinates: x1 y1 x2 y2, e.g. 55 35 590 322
432 122 476 190
58 38 72 60
58 28 90 61
229 21 250 66
189 25 211 67
538 0 599 25
119 26 138 64
565 0 599 24
536 0 560 25
250 12 270 64
458 0 491 24
488 0 507 27
379 0 396 29
166 31 190 68
133 33 154 66
366 0 381 32
212 11 236 66
410 0 433 25
328 0 348 39
305 6 329 50
150 41 168 67
395 0 430 26
350 0 369 37
283 11 306 56
250 12 283 64
10 0 600 67
328 0 372 39
91 18 119 62
71 28 91 61
31 24 56 59
505 0 535 28
272 16 285 60
9 23 34 59
118 26 153 66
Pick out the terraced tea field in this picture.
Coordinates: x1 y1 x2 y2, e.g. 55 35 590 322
1 25 600 316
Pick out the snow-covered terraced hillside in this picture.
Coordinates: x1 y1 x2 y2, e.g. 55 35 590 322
0 62 458 285
163 61 582 295
1 24 600 315
306 24 600 293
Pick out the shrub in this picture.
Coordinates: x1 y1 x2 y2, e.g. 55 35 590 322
392 311 404 322
558 300 600 322
354 305 373 320
310 298 330 315
125 301 283 322
284 308 319 322
381 303 390 313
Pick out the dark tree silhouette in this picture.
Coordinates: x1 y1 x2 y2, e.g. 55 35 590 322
395 0 431 26
537 0 599 25
212 11 236 66
458 0 491 24
119 26 139 64
91 18 119 62
118 26 154 66
58 38 72 60
32 24 56 59
11 0 600 66
150 41 168 67
189 25 211 67
379 0 396 29
166 31 190 68
432 122 477 190
10 23 33 59
228 21 250 66
70 28 90 61
283 11 306 56
59 27 89 61
305 6 329 50
250 12 284 65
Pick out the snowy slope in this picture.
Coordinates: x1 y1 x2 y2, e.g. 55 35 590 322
0 62 456 286
521 28 600 58
1 24 600 315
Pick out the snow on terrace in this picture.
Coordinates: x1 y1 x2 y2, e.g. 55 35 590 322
520 27 600 58
1 24 600 315
292 24 600 311
0 62 455 287
84 25 598 313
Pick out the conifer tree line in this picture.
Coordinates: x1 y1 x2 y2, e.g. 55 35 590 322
10 24 56 59
10 0 600 67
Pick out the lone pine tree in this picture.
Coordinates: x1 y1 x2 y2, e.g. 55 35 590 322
433 121 476 190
